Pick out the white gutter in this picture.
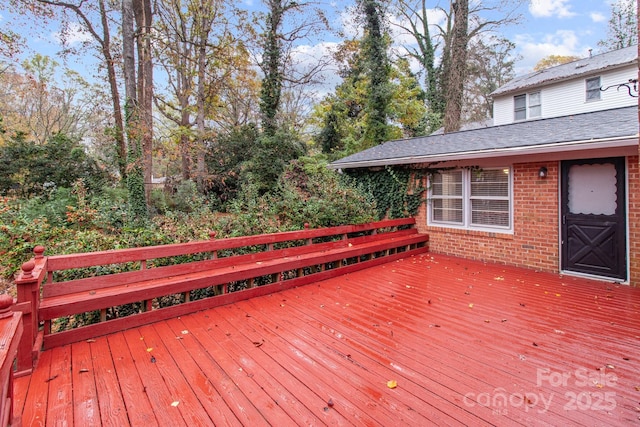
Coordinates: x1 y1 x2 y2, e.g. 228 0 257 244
329 134 639 169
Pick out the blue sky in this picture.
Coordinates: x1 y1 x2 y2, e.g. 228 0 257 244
0 0 627 86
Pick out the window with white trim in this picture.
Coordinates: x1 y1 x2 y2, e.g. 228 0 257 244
514 92 541 120
528 91 541 118
586 76 601 101
429 168 512 231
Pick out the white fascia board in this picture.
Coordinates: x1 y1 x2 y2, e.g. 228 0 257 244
329 135 639 169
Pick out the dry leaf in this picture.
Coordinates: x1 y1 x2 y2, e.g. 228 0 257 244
79 368 89 373
387 380 398 389
86 339 96 343
468 303 474 308
171 401 180 407
146 347 153 352
181 330 189 335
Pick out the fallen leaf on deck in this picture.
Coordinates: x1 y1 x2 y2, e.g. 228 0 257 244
484 320 490 323
556 293 561 297
494 276 504 281
327 398 334 407
253 339 264 347
634 386 640 391
86 339 96 343
181 330 189 335
146 347 153 352
79 368 90 373
387 380 398 389
150 356 156 363
45 374 59 382
171 401 180 407
468 303 474 308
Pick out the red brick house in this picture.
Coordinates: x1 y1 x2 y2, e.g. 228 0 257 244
331 45 640 285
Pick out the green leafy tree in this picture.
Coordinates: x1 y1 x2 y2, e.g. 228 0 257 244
313 45 427 159
0 132 110 197
358 0 393 147
598 0 638 51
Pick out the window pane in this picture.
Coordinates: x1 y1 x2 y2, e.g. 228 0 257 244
586 77 601 101
470 169 509 197
432 199 463 223
471 200 510 227
514 94 526 120
432 171 463 196
529 92 540 105
529 92 541 117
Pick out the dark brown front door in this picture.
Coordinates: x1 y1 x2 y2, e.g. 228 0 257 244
561 157 627 281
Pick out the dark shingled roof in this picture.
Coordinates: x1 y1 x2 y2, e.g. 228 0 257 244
491 45 638 97
330 106 638 169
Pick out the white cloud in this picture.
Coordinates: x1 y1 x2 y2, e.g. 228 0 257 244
52 22 92 46
513 30 593 73
590 11 607 23
529 0 576 18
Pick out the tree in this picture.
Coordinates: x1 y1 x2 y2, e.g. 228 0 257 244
313 42 428 158
358 0 393 147
7 0 127 179
533 54 582 71
122 0 153 220
598 0 638 51
0 132 109 197
0 56 107 145
391 0 523 131
154 0 232 185
463 36 518 122
441 0 469 133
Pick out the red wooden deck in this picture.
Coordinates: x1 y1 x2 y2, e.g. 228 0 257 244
13 253 640 426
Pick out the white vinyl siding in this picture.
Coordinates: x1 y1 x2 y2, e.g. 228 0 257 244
429 168 512 232
493 64 637 125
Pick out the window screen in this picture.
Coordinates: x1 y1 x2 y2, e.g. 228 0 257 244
514 94 526 120
586 77 601 101
529 92 541 118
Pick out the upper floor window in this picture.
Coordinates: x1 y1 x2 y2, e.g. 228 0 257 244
586 76 601 101
514 92 541 120
528 92 541 117
514 94 526 120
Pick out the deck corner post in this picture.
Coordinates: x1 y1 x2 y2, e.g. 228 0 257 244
14 249 47 374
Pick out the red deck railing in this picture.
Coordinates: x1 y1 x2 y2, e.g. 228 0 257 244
11 219 429 378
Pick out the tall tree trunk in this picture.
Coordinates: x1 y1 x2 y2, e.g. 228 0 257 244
134 0 153 205
122 0 148 220
443 0 469 133
98 0 126 180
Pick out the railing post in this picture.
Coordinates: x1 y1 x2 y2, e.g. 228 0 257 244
14 246 46 375
0 294 22 427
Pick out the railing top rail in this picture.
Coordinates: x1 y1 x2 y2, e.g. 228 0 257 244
45 218 415 272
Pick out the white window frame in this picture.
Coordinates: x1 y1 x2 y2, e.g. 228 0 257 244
428 167 513 233
528 91 541 118
514 92 541 120
586 76 601 101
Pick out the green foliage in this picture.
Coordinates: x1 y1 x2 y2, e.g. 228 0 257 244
217 156 377 237
313 46 429 159
243 129 306 195
0 132 110 197
205 124 259 207
347 166 425 219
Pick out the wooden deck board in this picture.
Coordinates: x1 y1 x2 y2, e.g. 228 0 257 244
15 253 640 426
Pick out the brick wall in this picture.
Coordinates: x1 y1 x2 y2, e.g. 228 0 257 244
415 157 639 285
